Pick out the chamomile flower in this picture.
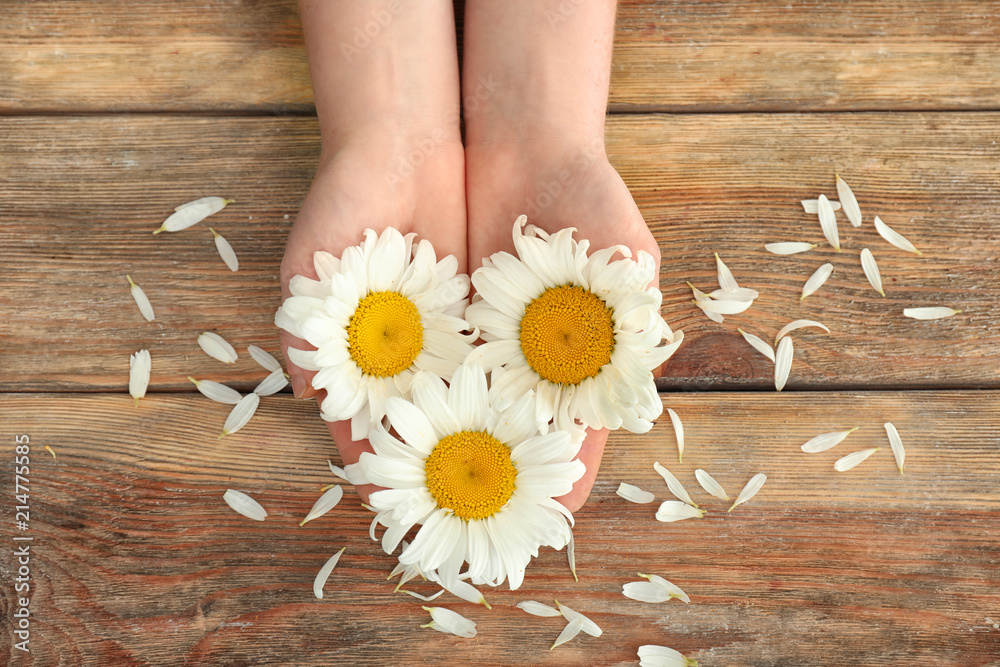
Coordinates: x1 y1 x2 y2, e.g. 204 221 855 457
465 216 682 438
275 228 475 439
356 364 585 591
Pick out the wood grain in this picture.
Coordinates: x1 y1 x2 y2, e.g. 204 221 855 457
2 114 999 392
1 1 999 114
2 392 998 666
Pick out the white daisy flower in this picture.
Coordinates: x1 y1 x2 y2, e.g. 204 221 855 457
357 364 585 591
275 227 475 440
466 216 682 438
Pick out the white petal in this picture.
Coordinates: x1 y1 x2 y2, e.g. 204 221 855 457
638 573 690 603
667 408 685 462
800 428 859 453
775 319 830 344
253 369 289 396
551 619 584 650
128 349 151 405
221 392 260 437
655 500 705 522
248 345 283 373
695 469 729 500
556 601 602 637
155 196 232 233
616 482 656 504
198 331 239 363
223 489 267 521
774 336 793 392
738 328 775 363
874 216 922 255
801 199 842 213
653 462 697 507
300 485 344 526
860 248 885 296
126 275 155 321
836 175 862 227
623 581 672 603
728 473 767 511
567 529 578 581
801 263 833 300
687 282 711 303
516 600 562 617
817 194 840 251
885 422 905 473
765 242 817 255
313 547 347 599
210 227 239 271
385 397 438 454
638 644 696 667
448 363 488 430
708 287 759 301
421 606 477 638
188 376 242 405
903 307 961 320
695 298 753 315
834 447 881 472
327 460 348 482
400 589 445 602
715 252 740 291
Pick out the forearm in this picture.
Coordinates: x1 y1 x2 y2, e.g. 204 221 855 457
299 0 462 158
462 0 617 149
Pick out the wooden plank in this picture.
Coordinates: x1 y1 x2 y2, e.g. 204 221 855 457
2 113 998 392
1 391 998 665
2 1 999 113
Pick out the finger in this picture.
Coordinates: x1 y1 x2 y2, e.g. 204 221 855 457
554 426 609 514
278 329 321 399
324 416 380 505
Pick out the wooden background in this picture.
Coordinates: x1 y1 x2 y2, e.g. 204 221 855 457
2 1 999 665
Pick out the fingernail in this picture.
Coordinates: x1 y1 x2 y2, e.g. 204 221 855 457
290 374 306 398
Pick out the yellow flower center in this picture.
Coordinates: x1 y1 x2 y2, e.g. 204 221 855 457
347 291 424 377
424 431 517 521
519 285 615 385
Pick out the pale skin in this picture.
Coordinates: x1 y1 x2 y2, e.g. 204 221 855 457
281 0 660 513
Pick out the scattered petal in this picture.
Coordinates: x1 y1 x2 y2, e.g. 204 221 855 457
223 489 267 521
834 447 881 472
800 428 860 453
801 199 842 213
638 644 700 667
774 336 793 392
567 529 578 582
313 547 347 599
738 328 775 363
517 601 563 617
126 275 155 321
254 369 289 396
555 601 602 637
688 282 724 323
220 392 260 437
816 194 840 251
801 263 833 301
874 216 922 255
188 376 242 404
210 227 239 271
154 196 233 234
884 422 905 473
775 319 830 344
551 619 584 650
836 175 862 227
129 349 151 406
300 485 344 526
714 253 740 292
667 408 685 462
860 248 885 296
655 500 706 522
904 307 961 320
638 573 691 604
617 482 656 504
327 460 348 482
198 331 239 364
401 589 445 602
728 473 767 512
765 242 817 255
694 469 729 500
420 607 477 639
653 462 697 507
708 287 759 301
248 345 283 373
694 298 754 315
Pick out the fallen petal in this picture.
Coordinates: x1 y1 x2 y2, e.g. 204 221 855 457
300 485 344 526
655 500 706 522
801 199 842 213
567 529 578 582
550 619 584 650
555 601 602 637
653 462 697 507
638 644 699 667
667 408 685 462
695 469 729 500
860 248 885 296
223 489 267 521
708 287 759 301
738 328 775 363
421 606 477 638
155 196 233 234
834 447 881 472
617 482 656 504
774 336 793 392
129 349 151 406
765 242 817 255
401 589 446 602
800 428 859 453
248 345 283 373
327 460 348 481
885 422 905 473
126 275 155 321
715 252 740 292
775 319 830 344
836 175 862 227
188 376 242 404
221 392 260 437
874 216 922 255
817 194 841 251
728 473 767 511
254 369 289 396
313 547 347 599
198 331 239 363
904 307 961 320
639 573 690 603
210 227 239 271
695 298 753 315
517 600 562 617
801 263 833 301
